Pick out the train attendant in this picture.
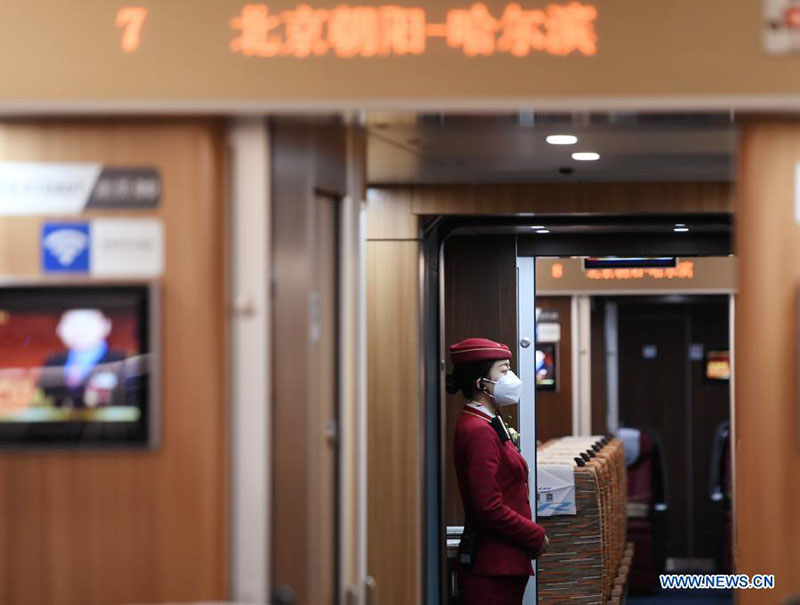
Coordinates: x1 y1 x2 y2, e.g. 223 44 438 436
447 337 549 605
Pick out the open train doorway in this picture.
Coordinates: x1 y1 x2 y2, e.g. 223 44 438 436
363 111 737 605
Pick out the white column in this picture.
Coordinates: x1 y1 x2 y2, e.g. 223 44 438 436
229 117 270 603
571 296 592 436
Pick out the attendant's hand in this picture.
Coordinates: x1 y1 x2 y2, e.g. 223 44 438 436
531 535 549 558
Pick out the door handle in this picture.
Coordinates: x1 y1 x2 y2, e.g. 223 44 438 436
365 576 377 605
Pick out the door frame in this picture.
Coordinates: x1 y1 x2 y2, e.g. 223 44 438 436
420 213 733 604
516 255 539 605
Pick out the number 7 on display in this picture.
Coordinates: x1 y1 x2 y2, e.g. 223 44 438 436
116 7 148 53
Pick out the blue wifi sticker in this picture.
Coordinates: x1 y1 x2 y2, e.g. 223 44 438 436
42 222 90 273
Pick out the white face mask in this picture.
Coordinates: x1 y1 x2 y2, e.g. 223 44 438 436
482 370 523 406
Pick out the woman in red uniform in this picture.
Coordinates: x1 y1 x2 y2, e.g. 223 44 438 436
447 337 549 605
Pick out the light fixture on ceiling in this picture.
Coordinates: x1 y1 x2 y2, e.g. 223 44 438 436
674 227 690 233
536 229 551 234
529 225 546 229
572 152 600 161
546 134 578 145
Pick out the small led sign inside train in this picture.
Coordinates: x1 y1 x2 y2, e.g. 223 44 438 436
584 261 695 280
228 2 598 58
550 260 696 281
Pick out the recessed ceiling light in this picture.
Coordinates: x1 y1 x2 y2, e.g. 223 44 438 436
674 223 686 227
572 152 600 161
674 227 690 233
546 135 578 145
529 225 546 229
536 229 550 234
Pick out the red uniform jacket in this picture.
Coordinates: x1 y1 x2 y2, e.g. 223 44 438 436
454 405 546 576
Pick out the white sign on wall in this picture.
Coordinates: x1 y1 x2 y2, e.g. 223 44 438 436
0 162 160 214
0 163 101 215
763 0 800 54
537 323 561 343
90 219 164 277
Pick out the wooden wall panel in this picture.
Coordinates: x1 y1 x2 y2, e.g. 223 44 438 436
0 120 228 605
380 182 733 216
736 120 800 604
366 188 417 240
366 240 421 605
0 217 39 274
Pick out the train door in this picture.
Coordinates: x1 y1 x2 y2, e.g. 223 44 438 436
270 118 366 604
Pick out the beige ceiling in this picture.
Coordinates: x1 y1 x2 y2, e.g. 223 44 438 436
366 113 736 185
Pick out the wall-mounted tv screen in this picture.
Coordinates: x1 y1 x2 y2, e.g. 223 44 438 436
536 343 557 391
705 350 731 381
0 283 158 448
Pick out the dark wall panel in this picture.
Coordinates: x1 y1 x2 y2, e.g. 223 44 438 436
443 234 517 526
617 297 730 563
689 302 730 560
618 303 690 557
535 296 573 442
591 298 608 436
271 120 348 603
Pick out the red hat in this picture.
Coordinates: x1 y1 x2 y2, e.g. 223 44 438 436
449 337 512 365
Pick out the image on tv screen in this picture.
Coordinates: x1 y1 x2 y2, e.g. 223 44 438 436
705 350 731 381
536 343 557 391
0 284 157 447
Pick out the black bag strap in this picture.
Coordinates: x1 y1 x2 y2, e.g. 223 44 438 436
491 415 510 443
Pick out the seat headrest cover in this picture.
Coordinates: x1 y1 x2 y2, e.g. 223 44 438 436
617 427 641 467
